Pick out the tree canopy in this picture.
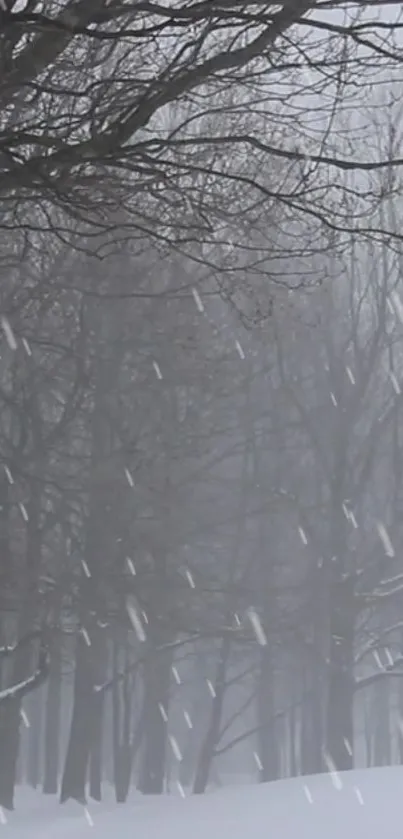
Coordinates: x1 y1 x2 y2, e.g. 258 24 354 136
2 0 403 258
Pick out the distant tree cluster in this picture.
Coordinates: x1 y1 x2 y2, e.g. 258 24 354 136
1 0 403 816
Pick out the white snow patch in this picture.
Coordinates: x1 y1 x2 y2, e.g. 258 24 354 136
7 767 403 839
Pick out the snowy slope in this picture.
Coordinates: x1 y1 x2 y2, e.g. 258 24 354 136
5 766 403 839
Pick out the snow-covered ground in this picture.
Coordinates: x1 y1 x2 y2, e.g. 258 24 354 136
4 766 403 839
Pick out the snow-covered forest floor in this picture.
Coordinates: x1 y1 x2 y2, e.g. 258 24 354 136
4 767 402 839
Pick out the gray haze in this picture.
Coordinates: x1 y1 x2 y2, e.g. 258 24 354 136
1 0 403 817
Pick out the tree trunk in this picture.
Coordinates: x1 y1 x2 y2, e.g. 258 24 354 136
288 697 298 777
113 652 140 803
43 636 61 794
0 487 42 809
0 701 21 809
89 696 104 801
61 323 117 804
373 679 391 767
27 688 43 788
300 657 323 775
398 679 403 766
325 571 355 771
138 645 173 795
256 645 279 782
193 637 230 795
364 697 373 767
179 703 200 789
0 469 11 594
115 744 133 803
60 632 103 803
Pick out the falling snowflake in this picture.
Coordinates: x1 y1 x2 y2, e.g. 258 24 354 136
20 709 30 728
253 751 263 771
376 521 395 557
19 502 28 522
235 340 245 359
349 511 358 529
303 784 313 803
185 569 195 588
169 735 182 761
343 738 352 756
342 503 358 529
387 297 395 315
390 372 401 395
192 288 205 313
184 710 193 729
4 466 13 484
373 650 384 670
84 808 94 827
298 526 308 545
391 290 403 323
126 596 146 641
330 392 338 407
153 361 163 380
207 679 216 698
1 317 17 350
354 786 364 805
81 628 91 647
126 557 136 575
345 366 355 385
172 666 181 685
177 781 186 798
246 608 267 646
158 703 168 722
22 338 32 356
81 559 91 578
124 468 134 487
323 751 342 789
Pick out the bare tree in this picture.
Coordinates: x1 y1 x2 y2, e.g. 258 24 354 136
2 0 403 263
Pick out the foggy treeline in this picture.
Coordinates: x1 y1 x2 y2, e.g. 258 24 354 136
2 0 403 815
